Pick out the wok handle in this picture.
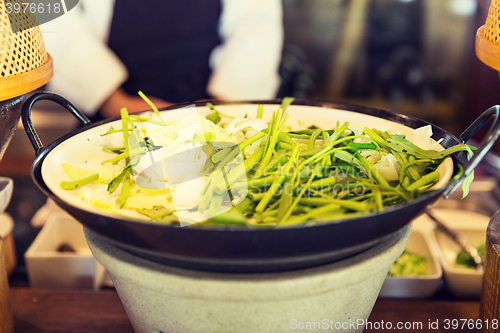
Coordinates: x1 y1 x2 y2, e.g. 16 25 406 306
443 105 500 198
22 92 91 156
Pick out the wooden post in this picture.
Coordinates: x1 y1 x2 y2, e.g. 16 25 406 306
480 212 500 333
0 238 14 333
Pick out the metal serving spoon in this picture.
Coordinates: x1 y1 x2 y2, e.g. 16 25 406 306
426 209 484 271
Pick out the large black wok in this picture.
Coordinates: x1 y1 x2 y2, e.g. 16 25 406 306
22 93 500 272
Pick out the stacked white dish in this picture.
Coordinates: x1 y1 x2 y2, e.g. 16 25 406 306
380 207 490 299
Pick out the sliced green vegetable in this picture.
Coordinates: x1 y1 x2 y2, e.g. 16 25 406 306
60 173 99 190
115 177 130 207
107 166 132 194
206 109 221 125
388 250 427 276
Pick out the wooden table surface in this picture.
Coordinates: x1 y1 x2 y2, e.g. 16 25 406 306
8 287 481 333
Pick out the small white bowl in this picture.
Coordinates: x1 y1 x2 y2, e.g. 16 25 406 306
25 214 106 290
379 224 442 298
428 208 489 299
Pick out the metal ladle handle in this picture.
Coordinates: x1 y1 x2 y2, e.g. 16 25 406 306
426 209 483 270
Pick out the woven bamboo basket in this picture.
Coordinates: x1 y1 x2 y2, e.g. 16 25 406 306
476 0 500 71
0 0 53 101
0 0 54 161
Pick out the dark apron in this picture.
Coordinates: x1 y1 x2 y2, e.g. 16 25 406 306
107 0 222 104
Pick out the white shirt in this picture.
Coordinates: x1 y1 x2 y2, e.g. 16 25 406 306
40 0 283 116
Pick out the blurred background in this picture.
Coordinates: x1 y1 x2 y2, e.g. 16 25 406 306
4 0 498 158
1 0 499 285
277 0 497 138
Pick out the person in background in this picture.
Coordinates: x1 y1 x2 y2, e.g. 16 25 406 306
41 0 283 119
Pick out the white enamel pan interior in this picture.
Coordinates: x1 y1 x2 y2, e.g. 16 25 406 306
41 103 454 223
